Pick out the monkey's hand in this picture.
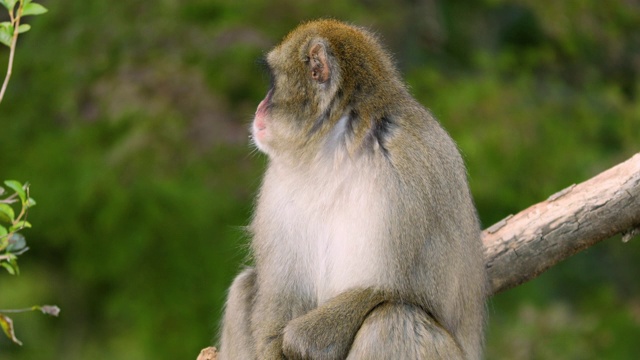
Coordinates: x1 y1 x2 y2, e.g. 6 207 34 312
282 308 352 360
282 289 386 360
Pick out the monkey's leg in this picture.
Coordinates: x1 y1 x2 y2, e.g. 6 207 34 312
282 288 386 360
346 302 465 360
217 268 257 360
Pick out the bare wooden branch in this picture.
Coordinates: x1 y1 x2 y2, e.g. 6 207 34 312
196 347 218 360
483 152 640 295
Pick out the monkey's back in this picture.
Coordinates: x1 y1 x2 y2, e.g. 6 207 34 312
384 103 487 354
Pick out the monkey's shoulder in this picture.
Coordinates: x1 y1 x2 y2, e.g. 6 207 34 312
367 104 464 167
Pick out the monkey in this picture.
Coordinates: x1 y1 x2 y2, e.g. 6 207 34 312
218 19 487 360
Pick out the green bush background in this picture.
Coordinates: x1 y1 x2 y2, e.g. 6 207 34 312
1 0 639 358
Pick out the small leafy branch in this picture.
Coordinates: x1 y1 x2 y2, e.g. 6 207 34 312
0 180 35 275
0 181 59 346
0 0 48 103
1 0 57 348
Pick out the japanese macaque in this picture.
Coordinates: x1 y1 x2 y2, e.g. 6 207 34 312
218 19 487 360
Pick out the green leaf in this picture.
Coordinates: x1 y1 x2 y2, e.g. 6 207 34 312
0 203 15 223
0 22 13 47
15 221 31 228
3 255 19 274
0 227 7 252
1 261 17 275
26 197 36 208
0 226 8 251
10 221 31 232
4 181 25 203
17 24 30 34
0 0 18 12
22 2 47 16
0 186 5 196
0 314 22 345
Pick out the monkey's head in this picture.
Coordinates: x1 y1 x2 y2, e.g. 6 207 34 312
252 19 405 161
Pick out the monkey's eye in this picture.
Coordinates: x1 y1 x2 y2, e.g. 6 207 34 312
303 56 310 63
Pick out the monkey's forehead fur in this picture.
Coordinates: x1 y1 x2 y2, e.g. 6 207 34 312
267 19 402 85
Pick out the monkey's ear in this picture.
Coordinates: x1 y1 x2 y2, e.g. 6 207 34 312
308 41 330 84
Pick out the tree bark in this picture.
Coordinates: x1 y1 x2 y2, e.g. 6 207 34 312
197 347 218 360
483 152 640 295
198 152 640 358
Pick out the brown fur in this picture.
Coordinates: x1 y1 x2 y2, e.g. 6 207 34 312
218 19 487 360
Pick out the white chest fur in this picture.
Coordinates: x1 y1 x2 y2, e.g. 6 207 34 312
254 157 388 304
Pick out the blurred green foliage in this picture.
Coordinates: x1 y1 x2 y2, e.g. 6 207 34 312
0 0 638 359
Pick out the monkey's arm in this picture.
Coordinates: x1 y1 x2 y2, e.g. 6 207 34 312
282 288 386 360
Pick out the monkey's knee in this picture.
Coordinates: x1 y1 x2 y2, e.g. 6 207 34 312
218 267 257 360
347 302 464 360
226 267 257 312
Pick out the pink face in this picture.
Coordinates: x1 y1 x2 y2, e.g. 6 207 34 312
252 89 273 152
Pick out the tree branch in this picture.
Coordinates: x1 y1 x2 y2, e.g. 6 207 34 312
483 152 640 295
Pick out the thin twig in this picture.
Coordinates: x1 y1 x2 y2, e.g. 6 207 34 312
0 1 23 104
0 191 20 204
0 306 37 313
